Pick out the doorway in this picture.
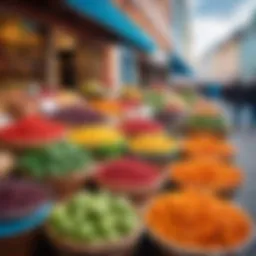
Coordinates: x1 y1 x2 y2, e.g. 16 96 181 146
58 50 76 89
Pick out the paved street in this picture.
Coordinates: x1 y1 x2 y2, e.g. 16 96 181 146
230 130 256 255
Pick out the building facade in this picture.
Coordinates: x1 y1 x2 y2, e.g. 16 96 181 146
240 14 256 80
114 0 172 86
0 0 172 90
199 36 240 82
171 0 191 60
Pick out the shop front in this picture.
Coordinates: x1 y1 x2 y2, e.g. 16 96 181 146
0 0 156 91
0 15 47 89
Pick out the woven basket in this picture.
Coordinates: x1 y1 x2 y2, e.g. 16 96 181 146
45 224 143 256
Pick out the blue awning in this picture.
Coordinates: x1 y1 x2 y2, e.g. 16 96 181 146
169 54 193 77
65 0 156 52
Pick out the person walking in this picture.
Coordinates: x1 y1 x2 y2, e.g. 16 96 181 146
245 78 256 128
226 78 246 128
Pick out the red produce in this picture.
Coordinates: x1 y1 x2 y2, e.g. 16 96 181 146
0 115 65 143
97 158 160 188
120 118 163 137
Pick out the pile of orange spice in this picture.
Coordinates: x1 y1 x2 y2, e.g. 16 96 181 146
182 135 235 159
89 99 121 117
145 190 252 251
169 157 242 192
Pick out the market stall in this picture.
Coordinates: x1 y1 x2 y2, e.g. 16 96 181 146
0 84 253 256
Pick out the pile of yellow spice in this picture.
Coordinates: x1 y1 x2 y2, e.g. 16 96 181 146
129 133 178 155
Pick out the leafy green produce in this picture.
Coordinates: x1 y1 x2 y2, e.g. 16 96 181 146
19 141 92 179
49 192 139 244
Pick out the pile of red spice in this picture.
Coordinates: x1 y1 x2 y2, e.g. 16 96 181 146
97 158 160 188
0 115 65 143
120 99 141 110
120 118 163 137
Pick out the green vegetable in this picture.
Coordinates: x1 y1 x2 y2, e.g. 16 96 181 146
49 192 139 244
19 141 92 179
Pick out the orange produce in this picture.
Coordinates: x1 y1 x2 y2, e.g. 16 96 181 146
169 157 242 192
89 99 121 117
182 135 235 159
145 190 252 252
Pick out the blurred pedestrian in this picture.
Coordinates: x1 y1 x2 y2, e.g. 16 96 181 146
225 78 245 128
245 78 256 128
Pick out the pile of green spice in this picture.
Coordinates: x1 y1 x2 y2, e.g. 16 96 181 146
19 141 92 179
48 192 139 243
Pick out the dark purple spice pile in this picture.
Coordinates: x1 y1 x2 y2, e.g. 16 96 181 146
155 110 181 126
0 180 50 219
51 106 106 125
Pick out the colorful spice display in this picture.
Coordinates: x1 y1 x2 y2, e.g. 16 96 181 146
129 133 178 155
48 192 139 244
170 157 242 192
186 114 227 133
51 106 106 126
0 180 50 219
182 135 235 159
69 125 126 158
121 86 142 101
0 83 252 256
96 158 160 188
19 141 91 179
55 90 82 107
69 125 125 148
0 115 65 144
146 190 253 252
80 80 106 99
120 118 163 137
192 100 221 116
89 100 122 117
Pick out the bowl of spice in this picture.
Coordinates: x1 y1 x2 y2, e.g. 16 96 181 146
185 113 229 136
129 133 179 167
46 192 142 256
169 157 243 198
0 179 52 256
50 105 107 127
69 125 126 160
95 158 164 206
182 135 235 161
0 115 66 150
89 99 122 119
18 141 93 199
120 118 164 138
145 190 254 256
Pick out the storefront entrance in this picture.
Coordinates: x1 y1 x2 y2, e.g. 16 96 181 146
58 50 76 89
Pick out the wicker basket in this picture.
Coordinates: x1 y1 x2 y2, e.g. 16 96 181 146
45 166 95 200
145 203 255 256
45 224 143 256
96 172 166 207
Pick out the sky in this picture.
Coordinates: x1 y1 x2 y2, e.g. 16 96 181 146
192 0 256 60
